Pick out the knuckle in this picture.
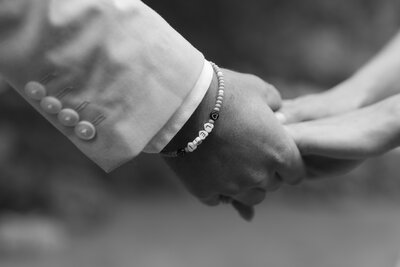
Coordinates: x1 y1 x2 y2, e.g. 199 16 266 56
272 144 293 167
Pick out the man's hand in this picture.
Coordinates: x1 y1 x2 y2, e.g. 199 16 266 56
163 69 305 219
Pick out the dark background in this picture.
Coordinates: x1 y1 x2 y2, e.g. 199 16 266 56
0 0 400 266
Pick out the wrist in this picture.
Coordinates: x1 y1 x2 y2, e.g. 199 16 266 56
331 73 376 111
349 59 400 108
163 70 219 152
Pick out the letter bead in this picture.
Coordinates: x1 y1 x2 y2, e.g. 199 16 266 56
204 123 214 133
199 130 209 140
162 62 224 157
187 142 197 152
194 137 203 145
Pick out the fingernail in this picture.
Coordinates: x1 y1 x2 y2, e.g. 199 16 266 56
275 112 287 124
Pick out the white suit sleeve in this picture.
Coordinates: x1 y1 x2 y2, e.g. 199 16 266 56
0 0 209 171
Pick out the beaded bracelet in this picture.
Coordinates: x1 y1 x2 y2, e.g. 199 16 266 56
162 62 225 157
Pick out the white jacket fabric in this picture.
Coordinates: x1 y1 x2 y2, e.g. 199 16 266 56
0 0 211 171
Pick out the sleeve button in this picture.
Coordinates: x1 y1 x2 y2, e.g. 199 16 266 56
24 82 47 100
58 109 80 127
40 96 62 114
75 121 96 141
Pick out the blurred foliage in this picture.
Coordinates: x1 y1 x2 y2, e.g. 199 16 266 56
0 0 399 221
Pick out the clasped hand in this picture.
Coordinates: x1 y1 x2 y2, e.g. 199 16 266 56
164 69 306 220
165 31 400 220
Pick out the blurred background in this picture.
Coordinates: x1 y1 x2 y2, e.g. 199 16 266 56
1 0 400 266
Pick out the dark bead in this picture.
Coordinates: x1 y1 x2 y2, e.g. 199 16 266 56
210 111 219 121
177 148 186 157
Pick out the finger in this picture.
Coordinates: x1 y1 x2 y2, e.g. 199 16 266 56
286 120 370 159
276 99 311 124
199 195 220 206
302 155 363 179
231 200 255 222
278 94 331 124
233 188 266 206
263 83 282 112
275 100 297 124
285 100 400 159
274 111 287 124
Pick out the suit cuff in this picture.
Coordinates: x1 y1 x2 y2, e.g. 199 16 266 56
143 60 213 153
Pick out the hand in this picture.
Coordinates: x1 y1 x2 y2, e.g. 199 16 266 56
164 69 305 219
277 30 400 125
276 78 366 124
284 94 400 178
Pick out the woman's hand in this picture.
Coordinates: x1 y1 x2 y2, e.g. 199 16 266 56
285 94 400 178
276 79 367 124
278 30 400 125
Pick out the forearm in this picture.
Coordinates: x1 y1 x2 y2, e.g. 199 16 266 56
346 31 400 107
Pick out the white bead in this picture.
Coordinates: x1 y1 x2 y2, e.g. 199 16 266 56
195 137 203 145
217 71 223 77
204 123 214 133
215 103 222 108
199 130 209 140
216 100 222 105
214 107 220 112
218 90 224 96
217 96 223 101
209 119 215 124
187 142 197 152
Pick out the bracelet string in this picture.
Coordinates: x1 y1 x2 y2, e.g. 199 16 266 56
161 61 224 157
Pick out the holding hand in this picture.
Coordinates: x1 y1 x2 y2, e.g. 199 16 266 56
277 30 400 125
164 69 306 219
285 94 400 178
278 30 400 178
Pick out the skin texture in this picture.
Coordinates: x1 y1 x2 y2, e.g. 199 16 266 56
277 30 400 179
277 80 365 125
163 69 305 213
284 92 400 178
287 94 400 159
278 31 400 125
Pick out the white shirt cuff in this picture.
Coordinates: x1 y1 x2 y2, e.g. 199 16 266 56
143 59 213 153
